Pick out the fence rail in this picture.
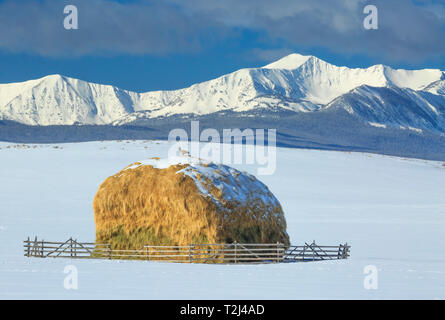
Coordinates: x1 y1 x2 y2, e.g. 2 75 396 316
284 241 350 261
24 237 350 264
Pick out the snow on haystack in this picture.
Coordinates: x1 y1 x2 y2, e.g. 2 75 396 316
93 157 290 250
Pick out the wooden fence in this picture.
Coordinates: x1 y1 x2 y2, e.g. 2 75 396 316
284 241 350 261
24 237 350 264
24 237 111 259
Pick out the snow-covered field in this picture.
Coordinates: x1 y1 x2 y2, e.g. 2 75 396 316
0 140 444 299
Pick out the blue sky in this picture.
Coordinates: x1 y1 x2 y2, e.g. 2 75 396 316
0 0 444 92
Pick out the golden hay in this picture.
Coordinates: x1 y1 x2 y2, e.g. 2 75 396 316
93 161 290 251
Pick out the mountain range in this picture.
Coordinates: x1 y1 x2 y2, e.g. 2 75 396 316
1 53 445 160
0 53 444 132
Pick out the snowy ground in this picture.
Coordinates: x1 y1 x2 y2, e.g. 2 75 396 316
0 140 444 299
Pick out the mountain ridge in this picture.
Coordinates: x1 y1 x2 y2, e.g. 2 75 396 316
0 53 444 135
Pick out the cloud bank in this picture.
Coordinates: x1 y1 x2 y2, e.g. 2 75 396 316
0 0 444 63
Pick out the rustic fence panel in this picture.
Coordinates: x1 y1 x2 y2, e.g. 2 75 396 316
24 237 350 264
284 241 350 261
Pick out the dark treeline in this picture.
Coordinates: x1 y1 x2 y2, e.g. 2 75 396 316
1 109 445 161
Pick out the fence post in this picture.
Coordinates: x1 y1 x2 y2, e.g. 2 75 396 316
107 244 111 260
234 241 238 264
276 242 279 263
189 245 193 264
146 246 150 261
33 236 37 257
312 240 315 261
41 239 44 258
343 242 348 259
26 236 30 257
302 244 305 261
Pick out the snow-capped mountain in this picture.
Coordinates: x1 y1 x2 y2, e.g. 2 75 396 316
424 79 445 95
0 53 444 134
0 75 135 125
327 85 445 133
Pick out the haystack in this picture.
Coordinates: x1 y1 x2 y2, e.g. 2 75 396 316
93 158 290 250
